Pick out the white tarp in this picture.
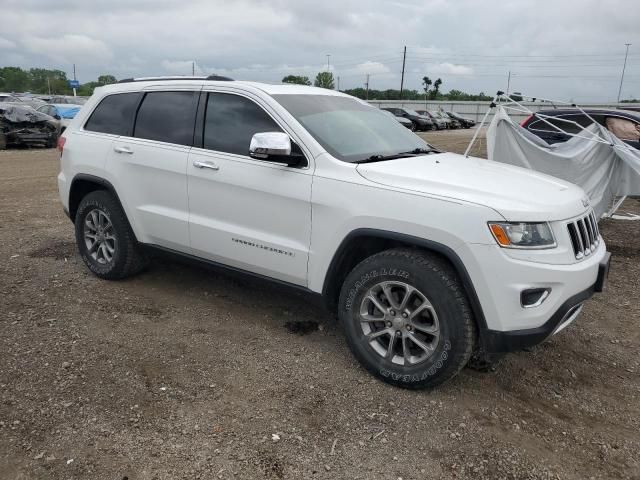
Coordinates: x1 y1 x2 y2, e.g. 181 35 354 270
487 106 640 217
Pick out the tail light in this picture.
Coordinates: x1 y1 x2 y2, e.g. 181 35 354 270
520 115 534 127
57 136 66 155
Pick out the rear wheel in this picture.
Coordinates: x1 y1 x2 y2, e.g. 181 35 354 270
410 122 417 131
74 190 147 279
338 248 476 389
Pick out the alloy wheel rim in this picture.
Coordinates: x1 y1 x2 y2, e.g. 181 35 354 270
83 208 116 265
359 281 440 366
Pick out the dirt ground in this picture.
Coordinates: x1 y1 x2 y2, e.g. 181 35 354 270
1 130 639 480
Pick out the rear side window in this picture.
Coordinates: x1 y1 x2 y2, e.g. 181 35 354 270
134 91 199 146
84 93 141 135
203 93 282 156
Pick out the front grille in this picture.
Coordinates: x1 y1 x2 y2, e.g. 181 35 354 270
567 211 600 260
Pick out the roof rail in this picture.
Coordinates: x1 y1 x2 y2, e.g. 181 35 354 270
206 74 234 81
118 75 234 83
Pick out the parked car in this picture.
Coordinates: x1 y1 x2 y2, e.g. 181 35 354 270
415 110 447 130
521 108 640 150
49 95 88 105
0 103 59 149
382 109 414 130
380 107 433 131
446 111 476 128
432 110 458 129
0 93 23 103
58 77 609 389
36 103 82 132
0 93 46 109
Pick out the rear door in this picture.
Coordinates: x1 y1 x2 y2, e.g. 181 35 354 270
104 89 199 251
187 91 312 285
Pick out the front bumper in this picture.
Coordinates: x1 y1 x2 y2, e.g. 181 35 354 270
482 252 611 353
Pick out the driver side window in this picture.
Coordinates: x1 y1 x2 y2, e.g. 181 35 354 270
203 93 283 156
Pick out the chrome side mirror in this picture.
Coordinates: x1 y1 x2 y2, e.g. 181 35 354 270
249 132 291 159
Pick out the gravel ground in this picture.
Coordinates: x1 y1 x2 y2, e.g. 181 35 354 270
1 130 639 480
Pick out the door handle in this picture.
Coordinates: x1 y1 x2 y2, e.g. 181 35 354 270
114 146 133 154
193 159 220 171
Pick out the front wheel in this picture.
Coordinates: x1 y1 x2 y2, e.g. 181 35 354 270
338 248 476 389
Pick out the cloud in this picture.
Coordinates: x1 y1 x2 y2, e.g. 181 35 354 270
0 37 16 49
161 60 203 76
0 0 637 101
22 34 113 65
354 61 391 75
429 63 474 76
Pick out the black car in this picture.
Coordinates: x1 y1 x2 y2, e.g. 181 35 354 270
521 108 640 150
445 111 475 128
380 107 433 131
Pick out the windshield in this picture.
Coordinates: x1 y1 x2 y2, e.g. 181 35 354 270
272 94 430 163
403 108 422 116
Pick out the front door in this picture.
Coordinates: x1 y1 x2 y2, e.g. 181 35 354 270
187 92 312 286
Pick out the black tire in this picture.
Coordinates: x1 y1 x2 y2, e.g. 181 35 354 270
410 122 417 132
338 248 476 389
74 190 147 279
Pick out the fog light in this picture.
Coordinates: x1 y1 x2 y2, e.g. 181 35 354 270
521 288 551 308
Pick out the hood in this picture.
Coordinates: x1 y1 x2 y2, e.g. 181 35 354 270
356 152 588 221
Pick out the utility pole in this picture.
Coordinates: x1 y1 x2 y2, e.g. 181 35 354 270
337 76 340 91
192 61 195 76
47 77 51 95
72 63 77 97
617 43 632 104
365 74 370 100
400 46 406 99
326 54 331 71
506 70 511 96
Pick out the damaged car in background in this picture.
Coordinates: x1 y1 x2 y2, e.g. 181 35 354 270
0 104 60 149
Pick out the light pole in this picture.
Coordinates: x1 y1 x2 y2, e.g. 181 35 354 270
617 43 631 104
326 54 331 71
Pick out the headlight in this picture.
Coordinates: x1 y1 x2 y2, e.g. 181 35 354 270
488 222 556 249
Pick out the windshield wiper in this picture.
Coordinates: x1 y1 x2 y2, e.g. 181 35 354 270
401 147 436 155
353 147 436 164
354 153 411 164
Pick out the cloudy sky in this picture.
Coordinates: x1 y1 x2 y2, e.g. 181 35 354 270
2 0 639 101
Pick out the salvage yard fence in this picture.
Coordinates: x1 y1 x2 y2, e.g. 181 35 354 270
367 100 640 125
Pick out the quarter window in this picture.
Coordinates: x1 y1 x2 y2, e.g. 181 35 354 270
203 93 282 156
84 93 141 136
134 91 199 146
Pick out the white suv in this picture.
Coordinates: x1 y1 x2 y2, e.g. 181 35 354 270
57 76 610 389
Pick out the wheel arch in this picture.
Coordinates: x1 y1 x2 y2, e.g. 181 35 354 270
322 228 488 334
69 174 126 224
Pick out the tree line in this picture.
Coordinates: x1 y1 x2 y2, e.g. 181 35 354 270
1 65 494 102
0 67 117 96
282 71 492 101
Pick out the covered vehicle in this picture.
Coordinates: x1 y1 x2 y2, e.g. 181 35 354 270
36 103 82 132
520 108 640 150
0 104 60 149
